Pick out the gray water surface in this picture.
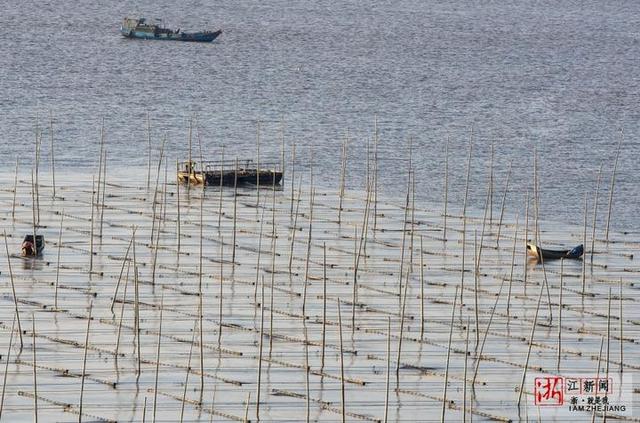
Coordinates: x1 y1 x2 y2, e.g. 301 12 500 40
1 0 638 230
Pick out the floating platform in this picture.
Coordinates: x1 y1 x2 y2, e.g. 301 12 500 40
177 160 283 187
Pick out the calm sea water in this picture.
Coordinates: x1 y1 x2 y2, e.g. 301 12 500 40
1 0 638 231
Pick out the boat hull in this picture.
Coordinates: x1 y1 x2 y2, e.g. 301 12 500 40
526 243 584 262
121 29 221 42
178 170 283 187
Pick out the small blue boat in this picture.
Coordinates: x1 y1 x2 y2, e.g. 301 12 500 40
121 17 221 43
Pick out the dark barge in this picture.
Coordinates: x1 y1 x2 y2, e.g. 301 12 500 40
177 160 283 187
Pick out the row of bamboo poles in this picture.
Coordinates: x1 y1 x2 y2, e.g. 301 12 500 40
0 117 635 422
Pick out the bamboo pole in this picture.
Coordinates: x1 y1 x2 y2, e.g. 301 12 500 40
232 159 238 265
0 315 15 419
338 134 347 225
290 142 296 218
473 229 480 348
209 384 218 423
383 316 391 423
34 127 41 225
161 162 169 225
591 336 605 423
152 293 164 423
302 188 315 317
180 319 198 423
582 193 588 294
476 174 493 277
463 316 470 423
523 191 530 292
557 259 564 372
303 288 310 423
517 282 545 408
442 135 449 240
110 229 135 312
268 171 277 357
363 171 371 260
176 159 181 260
99 149 107 239
198 181 205 403
281 117 286 185
409 170 416 273
321 243 327 372
606 287 612 376
532 149 539 246
31 170 37 258
147 112 152 190
32 315 38 423
506 215 519 321
619 278 623 373
218 146 224 230
495 161 512 246
471 277 506 387
95 131 104 238
151 181 163 288
373 116 379 232
590 163 603 266
310 144 314 199
150 137 166 246
604 131 623 242
256 120 260 206
352 180 372 327
488 141 494 225
114 261 130 371
142 397 147 423
420 236 425 340
11 157 18 220
4 230 23 349
218 237 224 349
134 265 141 381
78 301 93 423
440 287 459 423
288 178 302 273
163 148 169 225
256 275 265 422
337 300 346 423
398 172 411 305
188 118 193 193
461 134 473 304
49 111 56 198
366 135 370 190
268 232 276 359
254 207 266 303
196 115 204 169
54 211 64 310
395 269 411 386
89 176 95 275
244 393 250 423
407 136 413 176
533 183 553 322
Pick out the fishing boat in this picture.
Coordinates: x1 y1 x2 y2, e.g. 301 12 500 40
120 17 222 42
526 243 583 262
21 235 44 257
178 160 283 187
